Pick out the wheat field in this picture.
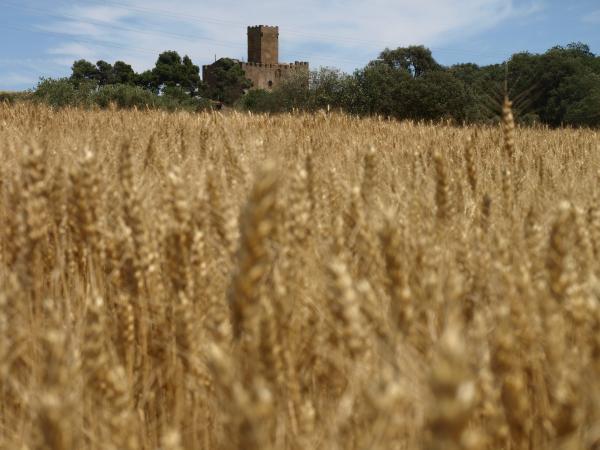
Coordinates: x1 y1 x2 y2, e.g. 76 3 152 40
0 102 598 450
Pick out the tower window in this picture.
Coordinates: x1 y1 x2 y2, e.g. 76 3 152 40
268 80 273 88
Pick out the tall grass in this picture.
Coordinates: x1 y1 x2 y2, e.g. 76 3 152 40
0 103 598 450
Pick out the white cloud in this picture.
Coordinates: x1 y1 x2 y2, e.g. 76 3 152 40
39 0 540 73
68 5 132 23
38 20 107 39
48 43 98 59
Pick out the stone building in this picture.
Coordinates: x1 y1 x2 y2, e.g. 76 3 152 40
203 25 309 92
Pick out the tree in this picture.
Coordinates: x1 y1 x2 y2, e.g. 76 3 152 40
135 70 156 93
180 56 203 94
553 70 600 127
308 67 350 110
71 60 98 84
352 61 410 116
71 60 136 86
534 44 597 126
113 61 136 85
550 42 595 58
446 43 600 126
150 51 203 96
564 88 600 127
379 46 442 77
397 71 473 122
95 61 115 86
204 58 252 105
271 70 311 111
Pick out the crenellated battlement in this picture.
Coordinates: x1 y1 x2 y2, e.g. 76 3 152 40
242 61 309 69
247 25 279 32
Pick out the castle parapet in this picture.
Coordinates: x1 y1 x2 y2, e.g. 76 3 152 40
248 25 279 32
241 61 308 69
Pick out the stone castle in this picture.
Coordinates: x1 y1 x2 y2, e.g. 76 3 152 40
203 26 309 92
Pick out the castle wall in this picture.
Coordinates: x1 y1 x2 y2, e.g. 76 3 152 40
240 61 309 91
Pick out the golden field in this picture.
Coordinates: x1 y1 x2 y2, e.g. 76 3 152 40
0 103 598 450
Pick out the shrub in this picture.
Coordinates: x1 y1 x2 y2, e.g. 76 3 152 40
159 86 213 112
28 78 214 112
33 78 96 108
237 89 279 112
92 84 158 109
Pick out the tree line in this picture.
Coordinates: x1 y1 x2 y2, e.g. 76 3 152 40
27 43 600 127
244 42 600 127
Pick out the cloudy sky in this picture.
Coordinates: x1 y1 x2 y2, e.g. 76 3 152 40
1 0 599 91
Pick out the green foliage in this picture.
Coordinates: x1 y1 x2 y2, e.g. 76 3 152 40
243 48 470 121
70 52 203 96
378 45 442 77
136 70 157 92
149 51 203 96
113 61 137 85
351 62 410 116
454 42 600 126
92 84 157 109
31 77 211 112
240 42 599 128
71 60 136 86
204 58 252 105
33 78 96 108
308 68 352 110
24 43 600 127
160 86 213 111
555 71 600 127
397 71 474 122
272 70 311 111
95 60 115 85
91 84 210 111
238 89 278 112
71 60 98 84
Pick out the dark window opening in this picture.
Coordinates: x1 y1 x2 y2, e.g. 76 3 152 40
268 80 273 87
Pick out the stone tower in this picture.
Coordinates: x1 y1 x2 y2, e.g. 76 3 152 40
247 25 279 64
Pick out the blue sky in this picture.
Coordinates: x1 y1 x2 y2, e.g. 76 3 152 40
1 0 598 91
